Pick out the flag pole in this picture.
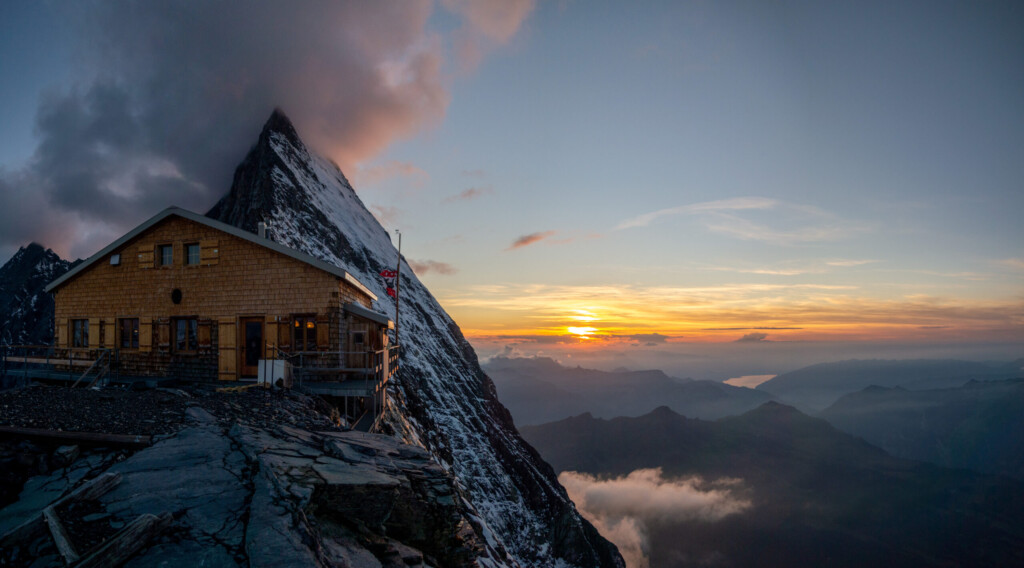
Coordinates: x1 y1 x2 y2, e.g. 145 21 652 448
394 230 401 349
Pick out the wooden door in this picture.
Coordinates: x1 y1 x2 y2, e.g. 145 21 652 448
240 317 264 378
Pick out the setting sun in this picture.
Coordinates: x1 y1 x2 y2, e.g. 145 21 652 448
567 326 598 338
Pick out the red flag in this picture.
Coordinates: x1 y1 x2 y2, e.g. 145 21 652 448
386 287 397 298
380 269 398 278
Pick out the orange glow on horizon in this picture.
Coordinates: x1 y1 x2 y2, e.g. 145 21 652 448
435 282 1024 347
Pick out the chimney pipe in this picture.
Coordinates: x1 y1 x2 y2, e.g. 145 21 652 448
258 222 267 239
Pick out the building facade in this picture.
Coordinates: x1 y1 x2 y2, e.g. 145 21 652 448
45 207 391 382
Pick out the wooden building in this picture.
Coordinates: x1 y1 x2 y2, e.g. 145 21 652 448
44 207 394 385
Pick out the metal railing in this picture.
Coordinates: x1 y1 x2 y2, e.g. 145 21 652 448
0 344 116 388
269 345 399 388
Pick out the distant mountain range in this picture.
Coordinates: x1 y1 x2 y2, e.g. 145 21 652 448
484 356 773 426
820 378 1024 480
521 404 1024 568
0 243 76 345
757 358 1023 412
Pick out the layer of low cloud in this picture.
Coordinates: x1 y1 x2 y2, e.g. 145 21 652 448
734 332 769 342
723 374 776 388
560 468 750 568
410 259 458 276
0 1 533 259
506 230 557 250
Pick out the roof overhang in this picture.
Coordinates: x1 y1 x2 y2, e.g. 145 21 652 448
44 206 377 301
344 302 394 329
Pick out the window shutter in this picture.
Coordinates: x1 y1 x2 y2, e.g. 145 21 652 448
157 319 171 352
138 244 154 269
56 318 68 347
87 318 99 348
198 319 212 349
200 239 219 265
316 315 329 351
278 317 291 350
139 320 153 352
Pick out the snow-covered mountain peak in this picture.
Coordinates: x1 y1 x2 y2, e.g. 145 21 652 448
207 109 623 567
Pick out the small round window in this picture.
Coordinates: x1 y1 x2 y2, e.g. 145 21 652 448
171 289 183 304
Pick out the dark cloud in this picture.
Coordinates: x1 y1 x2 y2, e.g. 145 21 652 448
0 1 533 258
409 259 458 276
506 230 557 251
735 332 769 343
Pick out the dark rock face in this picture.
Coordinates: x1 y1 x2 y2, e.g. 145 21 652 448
0 243 75 345
207 109 623 567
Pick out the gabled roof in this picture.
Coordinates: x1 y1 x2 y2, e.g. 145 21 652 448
44 206 377 300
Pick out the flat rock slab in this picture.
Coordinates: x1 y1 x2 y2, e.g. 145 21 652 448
103 425 250 566
1 400 483 567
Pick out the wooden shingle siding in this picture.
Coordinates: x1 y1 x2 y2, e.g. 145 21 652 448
53 215 375 380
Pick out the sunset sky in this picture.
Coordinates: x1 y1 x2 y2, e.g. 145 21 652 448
1 1 1021 377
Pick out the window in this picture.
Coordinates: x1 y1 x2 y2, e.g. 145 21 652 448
158 244 174 266
120 318 139 349
174 318 198 352
185 243 200 265
352 331 365 346
292 316 317 351
71 319 89 348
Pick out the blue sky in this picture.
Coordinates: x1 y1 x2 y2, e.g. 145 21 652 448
1 1 1021 375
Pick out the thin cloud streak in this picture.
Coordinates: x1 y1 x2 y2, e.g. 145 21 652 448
410 259 458 275
616 197 866 245
506 230 557 250
615 197 776 230
443 186 493 203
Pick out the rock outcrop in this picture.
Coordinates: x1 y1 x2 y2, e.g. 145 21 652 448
0 388 493 567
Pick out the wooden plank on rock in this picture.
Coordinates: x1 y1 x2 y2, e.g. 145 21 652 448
43 505 79 565
75 512 173 568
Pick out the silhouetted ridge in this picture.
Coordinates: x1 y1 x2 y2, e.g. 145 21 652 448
0 244 75 345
